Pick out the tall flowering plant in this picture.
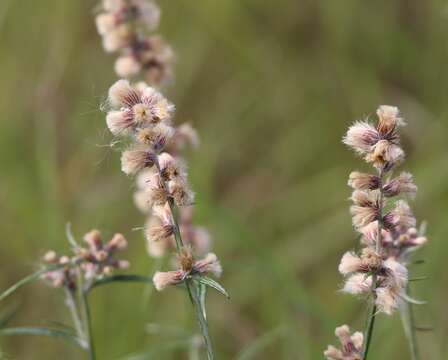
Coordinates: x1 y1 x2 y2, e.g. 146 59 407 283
0 1 227 359
324 106 428 360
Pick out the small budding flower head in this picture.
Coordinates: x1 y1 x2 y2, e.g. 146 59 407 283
121 146 156 175
145 215 174 243
342 273 372 295
376 105 405 136
106 110 135 136
115 56 142 78
349 190 380 229
384 200 416 230
169 123 200 152
41 251 76 290
168 179 195 206
84 229 103 251
43 250 58 263
107 233 128 251
360 220 393 247
343 121 379 155
348 171 380 190
158 152 187 181
136 124 174 151
397 227 427 248
365 140 404 170
338 252 362 275
102 25 133 53
75 230 130 280
178 247 195 273
383 172 417 198
193 253 222 277
153 270 184 291
324 325 363 360
108 79 141 108
95 13 115 36
372 258 408 315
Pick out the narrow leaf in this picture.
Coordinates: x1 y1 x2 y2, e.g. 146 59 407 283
411 259 425 265
401 293 427 305
0 265 64 302
414 325 434 332
197 276 230 299
0 304 19 329
236 326 287 360
0 327 84 348
198 282 207 321
65 222 80 249
408 276 428 282
85 274 152 293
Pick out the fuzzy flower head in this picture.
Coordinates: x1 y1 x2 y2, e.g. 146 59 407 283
343 105 406 172
348 171 380 191
96 0 160 49
114 35 175 86
167 123 200 153
374 258 408 314
145 205 212 258
106 80 175 137
340 254 408 315
338 248 382 276
383 200 416 232
153 251 222 292
145 204 175 258
349 190 381 230
74 230 129 280
324 325 363 360
382 172 417 198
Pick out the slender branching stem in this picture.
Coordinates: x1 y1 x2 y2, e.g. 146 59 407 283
81 291 96 360
362 287 377 359
64 287 85 342
77 272 96 360
362 169 384 359
154 159 215 360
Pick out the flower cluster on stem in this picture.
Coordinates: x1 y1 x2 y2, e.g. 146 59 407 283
325 106 428 360
95 0 174 85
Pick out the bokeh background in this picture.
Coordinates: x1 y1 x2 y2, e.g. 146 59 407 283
0 0 447 359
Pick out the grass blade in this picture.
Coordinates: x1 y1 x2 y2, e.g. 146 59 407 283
236 326 287 360
0 327 85 348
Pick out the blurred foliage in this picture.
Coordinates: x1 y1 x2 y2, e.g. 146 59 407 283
0 0 447 359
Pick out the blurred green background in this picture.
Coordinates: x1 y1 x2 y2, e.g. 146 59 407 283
0 0 447 358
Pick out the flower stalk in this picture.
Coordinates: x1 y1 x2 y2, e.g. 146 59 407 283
325 106 429 360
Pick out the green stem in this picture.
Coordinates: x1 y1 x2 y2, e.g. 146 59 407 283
77 272 95 360
64 288 85 342
155 159 215 359
81 291 95 360
362 289 377 359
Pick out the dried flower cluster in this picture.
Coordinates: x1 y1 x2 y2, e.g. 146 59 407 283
104 78 221 292
41 230 129 290
325 106 428 359
95 0 174 85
